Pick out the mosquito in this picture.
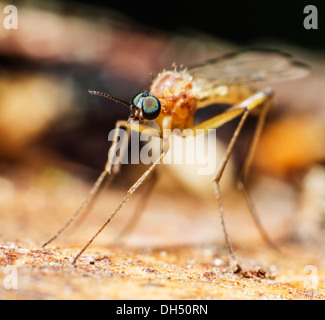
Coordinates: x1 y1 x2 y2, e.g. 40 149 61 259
42 49 309 272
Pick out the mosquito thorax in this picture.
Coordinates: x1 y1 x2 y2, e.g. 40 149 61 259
150 70 197 130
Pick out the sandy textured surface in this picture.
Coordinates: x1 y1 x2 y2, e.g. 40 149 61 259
0 167 324 300
0 241 324 300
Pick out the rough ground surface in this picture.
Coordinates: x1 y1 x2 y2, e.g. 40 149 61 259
0 241 324 300
0 167 324 300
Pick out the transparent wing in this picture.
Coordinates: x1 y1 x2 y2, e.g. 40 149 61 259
188 49 310 90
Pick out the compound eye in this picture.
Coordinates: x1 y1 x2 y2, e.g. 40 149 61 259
141 95 161 120
132 92 145 107
132 92 161 120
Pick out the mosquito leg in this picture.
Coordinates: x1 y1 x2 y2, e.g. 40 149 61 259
67 127 132 236
191 88 276 271
213 109 250 273
238 182 280 252
237 92 280 251
114 168 159 244
238 91 273 183
71 151 166 265
42 120 129 248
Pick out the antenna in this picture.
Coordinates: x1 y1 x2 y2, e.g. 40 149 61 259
88 90 131 108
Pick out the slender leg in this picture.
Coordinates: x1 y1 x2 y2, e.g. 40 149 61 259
114 168 159 244
192 89 274 272
42 120 154 248
237 92 280 251
42 169 110 248
239 91 273 183
213 110 249 273
68 126 132 235
72 151 166 265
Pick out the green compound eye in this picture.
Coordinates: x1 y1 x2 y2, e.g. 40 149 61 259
132 92 161 120
141 95 161 120
132 92 144 107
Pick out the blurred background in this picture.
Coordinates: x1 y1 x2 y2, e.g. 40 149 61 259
0 0 325 250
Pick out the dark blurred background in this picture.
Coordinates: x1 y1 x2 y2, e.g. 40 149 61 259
84 0 325 49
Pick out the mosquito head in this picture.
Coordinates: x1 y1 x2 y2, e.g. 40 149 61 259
88 90 161 124
131 92 161 121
